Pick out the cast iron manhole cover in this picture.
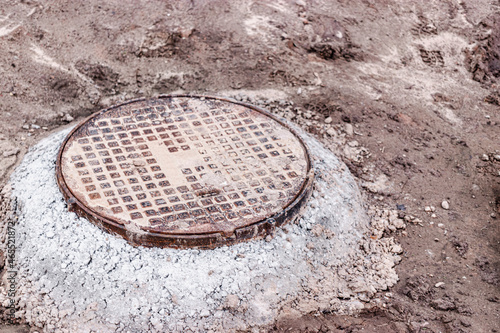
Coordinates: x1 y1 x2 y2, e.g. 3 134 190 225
56 95 314 248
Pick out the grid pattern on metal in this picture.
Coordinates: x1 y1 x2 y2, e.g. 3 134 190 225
57 96 313 247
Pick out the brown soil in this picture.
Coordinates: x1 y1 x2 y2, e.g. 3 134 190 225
0 0 499 332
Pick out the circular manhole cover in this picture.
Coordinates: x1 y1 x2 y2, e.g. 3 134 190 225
56 95 314 248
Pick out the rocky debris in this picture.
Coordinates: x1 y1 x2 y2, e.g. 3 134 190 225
402 275 435 302
305 16 362 62
434 282 445 288
465 15 500 84
62 113 74 122
0 127 405 332
2 148 20 158
431 295 473 315
368 208 406 238
137 28 191 58
431 295 457 311
474 256 499 286
450 236 469 258
441 200 450 210
424 206 436 212
362 174 391 194
344 123 354 136
224 295 240 310
75 60 120 93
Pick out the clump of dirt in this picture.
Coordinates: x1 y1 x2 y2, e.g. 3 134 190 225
74 61 121 93
475 256 500 286
465 14 500 84
402 275 436 302
44 74 81 102
305 16 362 61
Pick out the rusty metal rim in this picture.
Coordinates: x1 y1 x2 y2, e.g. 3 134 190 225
55 94 314 248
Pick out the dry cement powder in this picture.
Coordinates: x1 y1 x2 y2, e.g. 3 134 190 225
0 126 404 332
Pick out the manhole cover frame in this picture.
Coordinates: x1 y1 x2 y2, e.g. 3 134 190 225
55 94 314 249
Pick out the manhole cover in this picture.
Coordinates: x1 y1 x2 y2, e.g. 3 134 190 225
56 95 314 248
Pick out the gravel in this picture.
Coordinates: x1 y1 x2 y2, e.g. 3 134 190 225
441 200 450 210
0 125 403 332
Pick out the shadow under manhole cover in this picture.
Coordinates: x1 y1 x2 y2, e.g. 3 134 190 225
56 95 314 248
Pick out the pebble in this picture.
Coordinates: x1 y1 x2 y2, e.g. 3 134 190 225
481 154 489 161
225 295 239 309
431 213 437 218
31 124 41 129
494 154 500 161
324 117 332 124
326 128 336 136
345 123 354 136
63 114 74 122
491 213 497 219
441 200 450 210
347 140 359 147
437 223 444 228
424 206 432 212
2 148 20 157
434 282 445 288
22 124 29 130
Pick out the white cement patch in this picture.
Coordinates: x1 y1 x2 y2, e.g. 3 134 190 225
0 127 402 332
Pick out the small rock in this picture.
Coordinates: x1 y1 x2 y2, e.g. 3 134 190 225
425 206 432 212
225 294 239 309
180 27 194 39
2 148 20 157
391 244 403 254
297 88 302 95
437 223 444 228
326 128 336 136
481 154 489 161
63 113 74 122
31 124 41 129
494 154 500 161
324 117 332 124
22 124 29 130
434 282 445 288
431 213 437 218
441 200 450 210
347 140 359 147
431 296 456 311
430 206 436 212
345 123 354 136
491 213 497 219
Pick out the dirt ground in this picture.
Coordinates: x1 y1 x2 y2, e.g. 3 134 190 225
0 0 498 332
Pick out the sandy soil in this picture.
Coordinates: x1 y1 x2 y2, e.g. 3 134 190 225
0 0 498 332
